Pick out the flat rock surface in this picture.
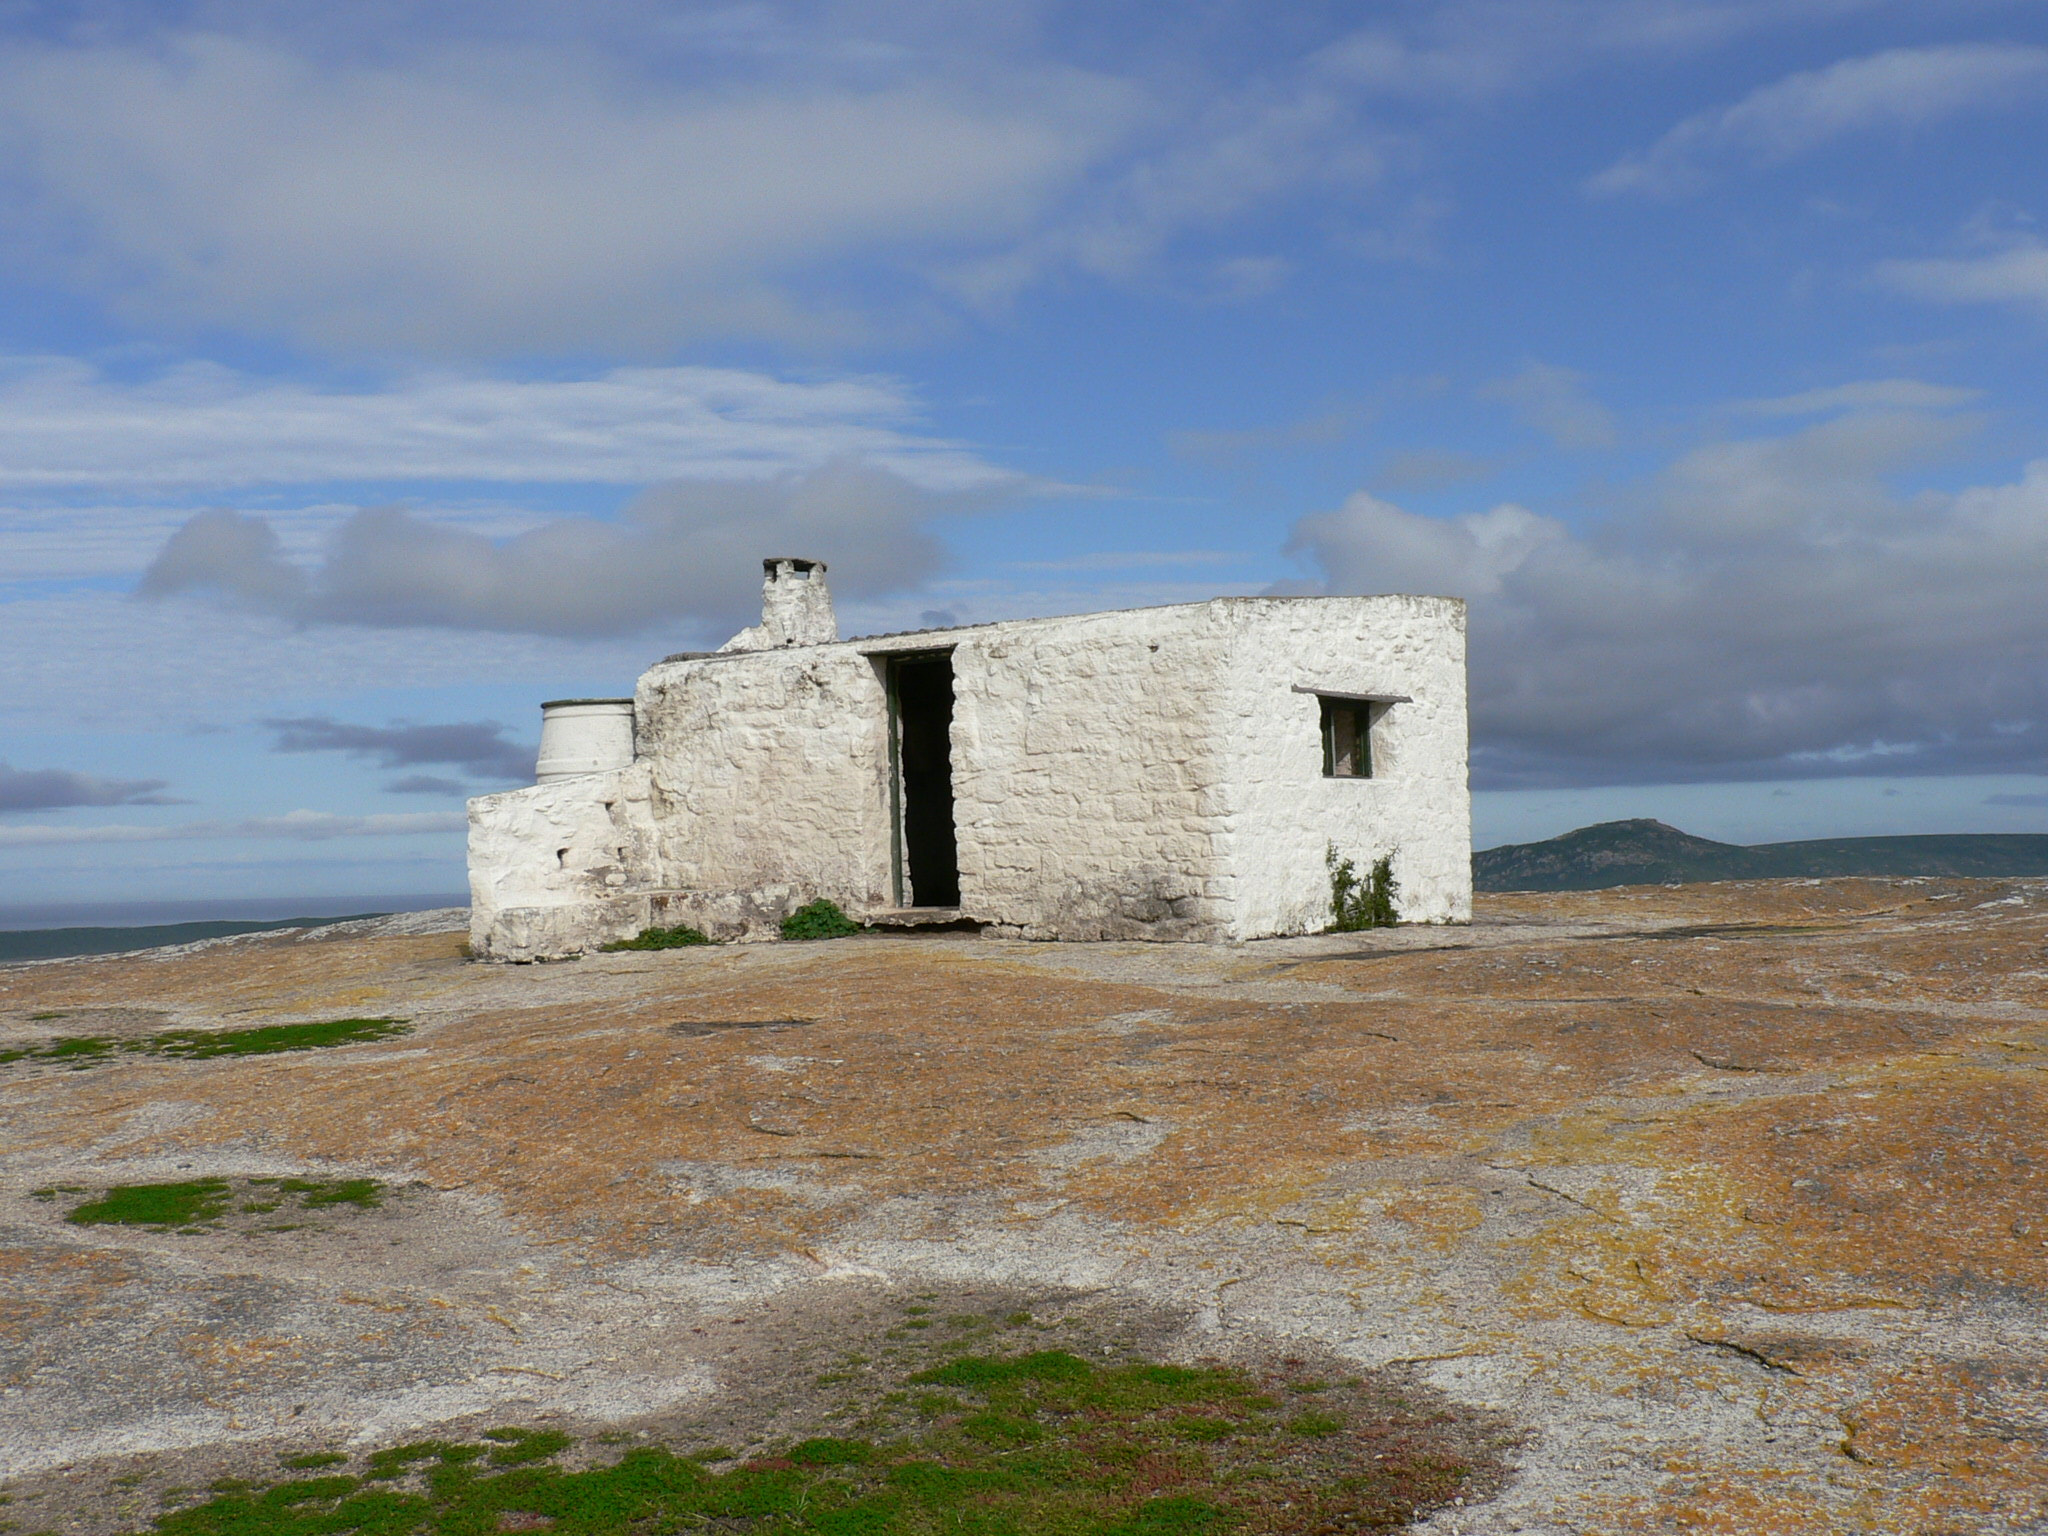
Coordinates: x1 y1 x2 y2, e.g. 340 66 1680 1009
1 879 2044 1533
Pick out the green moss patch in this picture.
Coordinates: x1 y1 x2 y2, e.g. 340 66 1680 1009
49 1175 392 1231
0 1017 407 1070
152 1019 409 1058
65 1179 233 1229
146 1350 1486 1534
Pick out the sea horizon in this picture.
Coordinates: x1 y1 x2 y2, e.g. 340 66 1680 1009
0 893 470 933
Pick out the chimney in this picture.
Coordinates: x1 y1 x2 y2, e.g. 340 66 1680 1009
717 557 838 651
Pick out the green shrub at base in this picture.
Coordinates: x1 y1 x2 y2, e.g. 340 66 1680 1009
1327 845 1398 932
600 924 714 952
781 900 862 941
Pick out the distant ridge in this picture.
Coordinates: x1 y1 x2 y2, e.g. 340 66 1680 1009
0 913 392 964
1475 819 2048 893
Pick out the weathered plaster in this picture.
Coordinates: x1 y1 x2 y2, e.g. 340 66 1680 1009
468 582 1470 960
1218 595 1471 932
466 765 660 961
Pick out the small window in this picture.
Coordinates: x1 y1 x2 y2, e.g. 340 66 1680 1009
1320 698 1373 779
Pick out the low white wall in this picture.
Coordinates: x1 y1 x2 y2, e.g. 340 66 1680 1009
466 764 660 960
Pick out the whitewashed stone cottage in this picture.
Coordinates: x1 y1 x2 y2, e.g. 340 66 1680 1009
467 559 1470 959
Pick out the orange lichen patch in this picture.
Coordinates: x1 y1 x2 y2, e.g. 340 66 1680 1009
1583 1474 1866 1536
0 930 470 1018
1526 1226 1683 1330
179 1333 305 1371
8 889 2039 1276
8 950 1239 1254
1584 1355 2048 1533
1483 1068 2047 1332
1 949 1526 1255
5 881 2047 1530
1634 1071 2048 1310
1845 1357 2048 1472
1480 879 1971 927
0 1245 141 1347
1453 881 2044 998
1578 1480 1859 1536
1373 1186 1487 1252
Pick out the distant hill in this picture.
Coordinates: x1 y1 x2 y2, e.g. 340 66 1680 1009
0 913 389 964
1475 819 2048 893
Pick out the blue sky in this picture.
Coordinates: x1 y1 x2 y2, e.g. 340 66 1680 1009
4 0 2048 910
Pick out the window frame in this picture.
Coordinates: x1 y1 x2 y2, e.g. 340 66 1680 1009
1320 697 1373 779
1295 686 1410 782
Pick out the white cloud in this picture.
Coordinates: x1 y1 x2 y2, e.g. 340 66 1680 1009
135 460 994 638
978 4 1955 302
0 358 1009 495
0 33 1140 351
1876 244 2048 317
1289 493 1567 599
0 5 1962 350
1591 43 2048 196
1479 363 1618 450
1734 378 1982 416
0 588 657 734
935 61 1391 309
1289 404 2048 787
0 811 465 847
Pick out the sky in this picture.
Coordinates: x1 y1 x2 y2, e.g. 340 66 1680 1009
3 0 2048 913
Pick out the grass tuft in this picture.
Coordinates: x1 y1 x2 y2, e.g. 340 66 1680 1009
1 1017 408 1071
58 1175 390 1230
67 1179 232 1229
278 1177 383 1210
150 1018 409 1059
787 1438 872 1466
138 1351 1487 1535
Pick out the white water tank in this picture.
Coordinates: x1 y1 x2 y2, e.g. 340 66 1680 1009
535 699 636 782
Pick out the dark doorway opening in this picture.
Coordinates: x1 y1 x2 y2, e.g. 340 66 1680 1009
888 652 960 908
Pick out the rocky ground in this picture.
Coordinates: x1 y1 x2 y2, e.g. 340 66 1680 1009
1 879 2044 1534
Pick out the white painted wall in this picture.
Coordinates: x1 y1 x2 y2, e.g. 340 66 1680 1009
467 593 1471 959
634 646 894 932
948 606 1235 940
466 763 659 959
718 557 838 651
535 699 635 782
1216 596 1471 935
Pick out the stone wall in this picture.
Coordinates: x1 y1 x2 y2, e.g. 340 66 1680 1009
947 607 1236 940
632 646 896 934
466 764 660 960
466 595 1471 958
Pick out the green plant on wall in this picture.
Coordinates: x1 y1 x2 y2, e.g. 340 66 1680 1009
781 899 862 940
1327 845 1398 931
599 924 713 951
